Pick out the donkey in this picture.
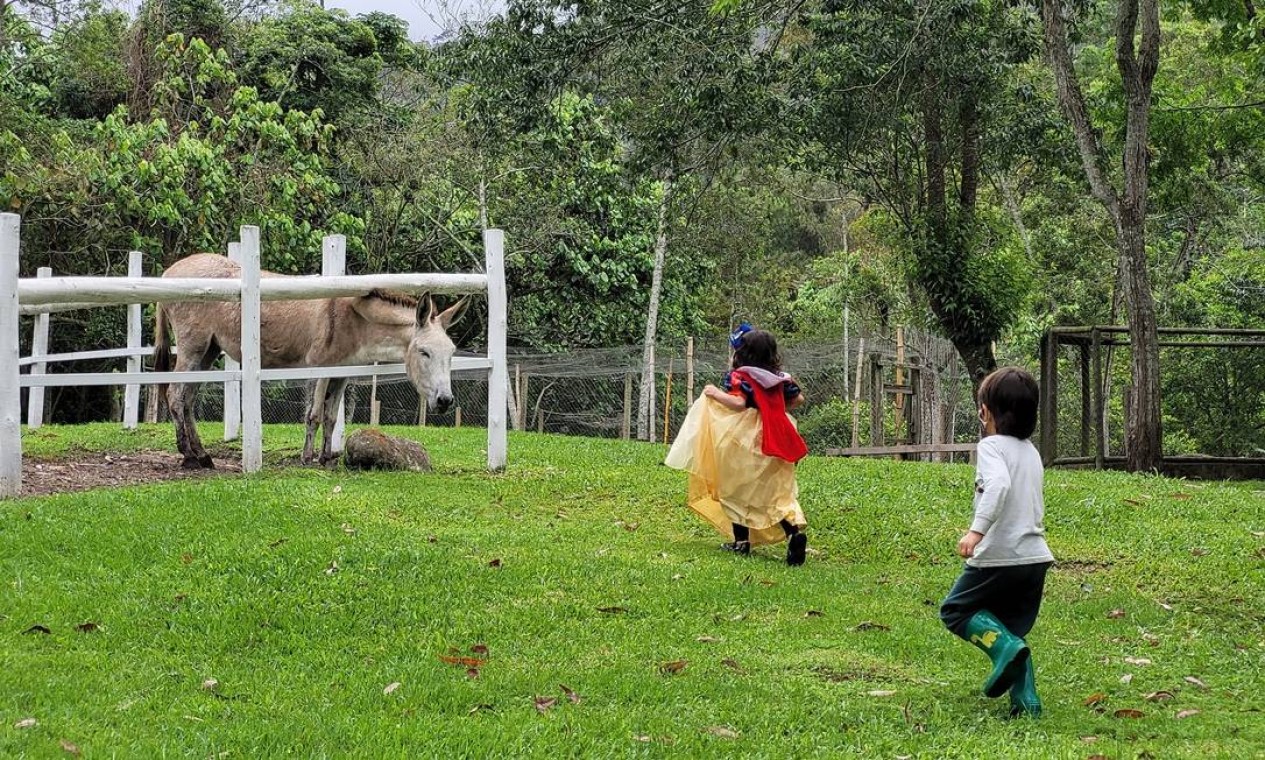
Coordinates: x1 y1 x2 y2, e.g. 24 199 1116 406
153 253 468 469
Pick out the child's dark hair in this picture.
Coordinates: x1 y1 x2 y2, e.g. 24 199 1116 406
978 367 1039 439
732 329 782 373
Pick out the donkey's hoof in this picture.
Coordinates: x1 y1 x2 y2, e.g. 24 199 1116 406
319 453 342 468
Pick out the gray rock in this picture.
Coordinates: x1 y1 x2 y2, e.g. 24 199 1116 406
343 429 431 472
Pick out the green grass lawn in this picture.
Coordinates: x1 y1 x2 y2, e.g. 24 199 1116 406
3 424 1263 758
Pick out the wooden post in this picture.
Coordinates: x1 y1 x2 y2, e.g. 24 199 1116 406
850 339 866 448
622 372 632 440
1039 330 1056 463
536 407 543 434
369 364 380 426
26 266 50 429
870 355 883 447
239 225 263 474
322 235 346 452
485 228 508 471
1079 343 1091 458
663 358 673 445
842 304 850 399
894 327 906 448
1092 328 1104 469
455 406 462 428
122 251 143 429
223 242 242 441
518 371 528 430
418 399 427 427
512 363 522 431
1 213 22 498
686 337 695 402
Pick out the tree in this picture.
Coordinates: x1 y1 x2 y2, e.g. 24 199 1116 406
1041 0 1164 471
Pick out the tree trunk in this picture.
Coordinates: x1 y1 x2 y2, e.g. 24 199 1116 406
636 173 673 441
1041 0 1163 472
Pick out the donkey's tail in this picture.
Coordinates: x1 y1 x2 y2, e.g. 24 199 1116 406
153 304 172 406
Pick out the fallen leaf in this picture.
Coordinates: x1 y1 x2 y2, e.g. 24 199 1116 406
1184 676 1208 689
1170 492 1192 500
268 537 288 548
470 643 489 655
660 659 688 675
671 574 684 581
1087 755 1110 760
696 636 722 643
854 621 890 632
867 690 897 697
487 558 502 568
534 696 557 714
180 553 194 565
1084 692 1107 706
59 739 81 756
1107 609 1127 619
1123 498 1146 507
332 485 343 494
22 624 51 635
438 655 487 668
324 560 339 575
1175 709 1201 719
202 678 219 692
1252 530 1265 538
1124 657 1152 666
383 682 401 695
468 704 494 715
596 606 627 614
1120 674 1134 684
14 718 37 729
75 622 100 633
1144 691 1175 702
759 579 776 586
623 522 640 532
1190 547 1209 557
1157 601 1174 612
341 523 356 535
1080 736 1098 743
1142 632 1160 646
427 535 437 543
560 684 581 704
1113 708 1145 719
721 658 744 673
632 735 652 743
704 725 739 739
466 668 480 679
805 610 824 618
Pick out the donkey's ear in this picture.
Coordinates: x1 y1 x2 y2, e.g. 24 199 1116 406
415 292 435 325
437 296 470 330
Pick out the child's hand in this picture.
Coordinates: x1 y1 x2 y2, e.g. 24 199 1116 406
703 384 723 399
957 530 985 558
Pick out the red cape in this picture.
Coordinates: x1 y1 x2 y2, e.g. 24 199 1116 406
730 369 809 463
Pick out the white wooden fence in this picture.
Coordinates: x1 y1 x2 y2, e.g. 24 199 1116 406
0 213 509 498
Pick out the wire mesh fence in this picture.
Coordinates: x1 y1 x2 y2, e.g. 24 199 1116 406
190 328 983 458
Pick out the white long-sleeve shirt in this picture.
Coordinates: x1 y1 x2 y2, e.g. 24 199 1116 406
967 435 1055 568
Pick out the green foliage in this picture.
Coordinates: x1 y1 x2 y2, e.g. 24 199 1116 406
45 7 130 119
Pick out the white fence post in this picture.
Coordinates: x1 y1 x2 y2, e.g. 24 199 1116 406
122 251 143 428
485 228 508 471
322 235 346 451
223 241 241 441
239 226 263 473
1 214 22 497
26 267 51 428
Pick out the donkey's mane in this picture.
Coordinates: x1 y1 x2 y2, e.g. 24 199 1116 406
366 289 419 309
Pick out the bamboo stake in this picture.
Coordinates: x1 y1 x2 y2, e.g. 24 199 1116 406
663 358 674 444
850 339 866 448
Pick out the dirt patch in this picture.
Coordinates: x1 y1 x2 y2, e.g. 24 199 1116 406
1054 559 1114 576
21 450 243 497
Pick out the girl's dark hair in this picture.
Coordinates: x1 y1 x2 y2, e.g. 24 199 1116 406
978 367 1040 439
732 329 782 373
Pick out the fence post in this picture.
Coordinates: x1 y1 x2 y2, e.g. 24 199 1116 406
26 267 51 429
223 242 242 441
369 363 380 426
686 337 694 402
870 355 883 447
1 214 22 498
322 235 346 452
622 372 632 440
485 228 508 471
122 252 143 429
850 338 866 448
239 225 263 474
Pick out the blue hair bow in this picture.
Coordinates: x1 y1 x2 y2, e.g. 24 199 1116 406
729 321 753 350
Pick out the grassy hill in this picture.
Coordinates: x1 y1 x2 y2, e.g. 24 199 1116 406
2 425 1262 758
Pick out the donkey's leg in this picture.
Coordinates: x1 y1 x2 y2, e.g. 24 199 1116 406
168 339 219 469
302 378 329 464
318 378 350 466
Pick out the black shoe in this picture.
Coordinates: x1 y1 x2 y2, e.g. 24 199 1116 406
786 533 807 566
721 540 751 555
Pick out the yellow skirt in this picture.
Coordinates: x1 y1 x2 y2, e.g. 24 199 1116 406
664 395 806 547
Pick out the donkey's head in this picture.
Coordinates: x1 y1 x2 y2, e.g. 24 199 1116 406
405 293 469 415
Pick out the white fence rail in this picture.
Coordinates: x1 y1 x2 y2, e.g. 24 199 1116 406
0 213 508 498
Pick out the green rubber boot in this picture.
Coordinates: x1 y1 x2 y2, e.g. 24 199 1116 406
1008 656 1041 718
963 610 1030 698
